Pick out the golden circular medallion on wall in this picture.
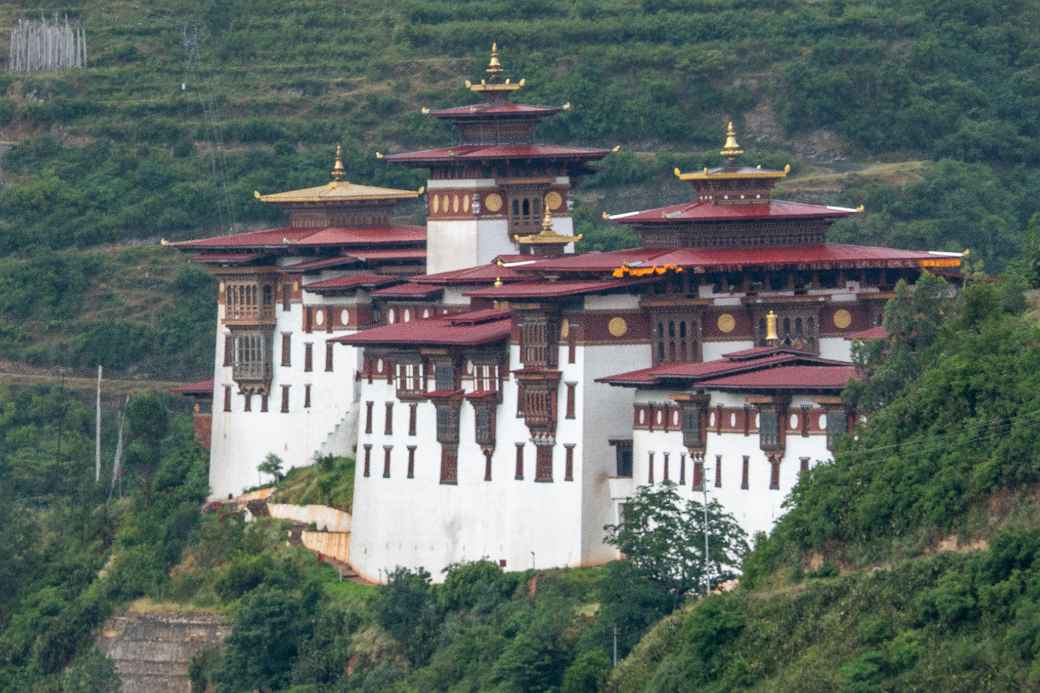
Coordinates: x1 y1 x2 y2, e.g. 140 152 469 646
833 308 853 329
560 318 570 339
484 192 503 213
432 194 440 214
545 190 563 211
716 313 736 334
608 317 628 338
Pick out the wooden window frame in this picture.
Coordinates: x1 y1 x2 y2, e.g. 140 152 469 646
770 457 781 490
363 444 371 477
693 455 703 490
304 342 313 373
260 393 269 412
564 444 575 482
243 393 252 412
281 283 291 311
800 456 810 476
408 403 417 436
223 335 233 367
663 452 670 482
383 446 392 478
281 333 292 367
365 401 373 434
679 453 686 485
715 454 722 488
304 384 311 409
484 450 493 482
440 447 458 485
280 385 290 413
515 443 524 480
384 402 393 435
325 342 334 372
534 445 553 482
648 452 655 484
407 446 416 479
223 385 232 412
565 383 576 419
741 455 750 490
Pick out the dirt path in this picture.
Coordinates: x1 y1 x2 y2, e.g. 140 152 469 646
0 369 185 396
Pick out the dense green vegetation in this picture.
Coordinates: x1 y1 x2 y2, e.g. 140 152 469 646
0 388 208 689
269 454 356 513
604 274 1040 691
0 0 1037 375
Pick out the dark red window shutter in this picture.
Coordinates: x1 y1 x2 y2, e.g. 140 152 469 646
280 385 290 413
243 393 252 412
565 383 576 419
663 452 670 482
679 453 686 485
741 455 750 490
648 452 655 484
515 444 524 480
281 333 291 367
770 458 781 490
304 384 311 409
535 445 553 482
223 335 233 366
408 403 417 436
693 456 703 490
383 446 392 478
407 446 416 479
363 445 371 477
384 402 393 435
223 386 231 412
715 455 722 487
304 343 313 372
365 401 373 434
260 394 269 412
440 447 458 484
484 450 493 482
281 283 291 311
564 445 575 481
325 343 334 372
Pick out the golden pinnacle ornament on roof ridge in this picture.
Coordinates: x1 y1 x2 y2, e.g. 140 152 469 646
331 144 346 182
513 195 582 246
541 200 554 233
487 41 503 79
721 121 744 162
467 41 524 93
765 310 779 344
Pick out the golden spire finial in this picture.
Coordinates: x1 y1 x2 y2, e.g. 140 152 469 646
331 144 346 182
494 275 503 288
540 197 554 234
486 42 503 80
720 121 744 163
765 310 779 344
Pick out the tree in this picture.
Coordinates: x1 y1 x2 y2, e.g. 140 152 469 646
604 481 749 602
371 567 442 667
257 453 284 483
124 392 169 488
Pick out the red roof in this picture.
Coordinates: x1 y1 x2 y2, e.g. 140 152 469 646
172 225 425 250
335 309 512 347
465 277 658 299
845 325 888 341
383 144 609 165
284 256 361 273
430 101 561 119
189 252 265 265
171 379 213 396
600 349 851 387
346 248 427 262
370 282 444 299
520 244 939 273
698 365 857 391
610 199 855 224
413 262 528 285
303 273 401 293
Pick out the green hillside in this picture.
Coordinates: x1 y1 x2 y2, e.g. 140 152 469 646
0 0 1038 377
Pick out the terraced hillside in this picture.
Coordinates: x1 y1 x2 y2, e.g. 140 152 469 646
0 0 1036 378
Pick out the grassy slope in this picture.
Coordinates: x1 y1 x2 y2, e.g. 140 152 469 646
0 0 1036 379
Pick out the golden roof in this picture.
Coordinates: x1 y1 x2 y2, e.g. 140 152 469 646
466 42 525 94
513 199 581 246
255 145 421 204
674 122 791 181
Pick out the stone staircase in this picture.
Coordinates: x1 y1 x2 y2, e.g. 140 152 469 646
316 409 357 460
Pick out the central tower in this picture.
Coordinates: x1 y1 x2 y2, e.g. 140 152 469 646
384 43 609 274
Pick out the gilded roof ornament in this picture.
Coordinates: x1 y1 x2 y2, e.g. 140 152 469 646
513 195 582 246
331 144 346 181
468 42 524 93
721 121 744 162
765 310 779 344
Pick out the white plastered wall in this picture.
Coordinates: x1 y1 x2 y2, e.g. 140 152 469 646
208 296 362 500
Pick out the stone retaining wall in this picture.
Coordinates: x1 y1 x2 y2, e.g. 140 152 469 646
97 611 230 693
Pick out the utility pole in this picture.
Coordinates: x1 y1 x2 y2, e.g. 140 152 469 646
700 453 710 598
95 365 102 483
